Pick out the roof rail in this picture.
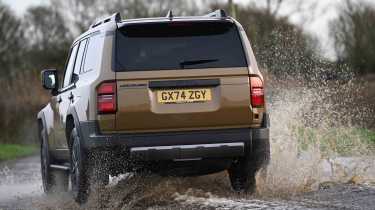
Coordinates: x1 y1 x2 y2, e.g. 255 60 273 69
204 9 227 18
90 13 122 29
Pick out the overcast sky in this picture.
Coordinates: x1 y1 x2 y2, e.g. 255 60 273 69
3 0 47 14
3 0 373 59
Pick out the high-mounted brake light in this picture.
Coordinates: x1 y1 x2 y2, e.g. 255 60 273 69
97 82 117 114
250 77 264 108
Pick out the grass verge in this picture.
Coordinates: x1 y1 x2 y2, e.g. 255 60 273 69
294 127 375 157
0 144 38 161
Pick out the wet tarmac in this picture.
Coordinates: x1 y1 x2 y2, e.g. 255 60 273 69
1 156 375 210
0 156 42 209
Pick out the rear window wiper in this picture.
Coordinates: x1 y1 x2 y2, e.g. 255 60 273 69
179 59 219 69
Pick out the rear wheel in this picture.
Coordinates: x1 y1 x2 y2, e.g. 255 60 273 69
228 137 270 193
70 128 109 204
40 128 69 193
228 157 257 193
70 128 90 204
229 114 270 193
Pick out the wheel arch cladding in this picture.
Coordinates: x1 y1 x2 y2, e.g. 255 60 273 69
66 107 82 149
37 112 47 142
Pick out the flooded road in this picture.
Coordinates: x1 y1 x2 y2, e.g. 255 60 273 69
0 156 43 209
1 155 375 210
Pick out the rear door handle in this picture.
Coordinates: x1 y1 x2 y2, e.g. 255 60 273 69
68 92 74 101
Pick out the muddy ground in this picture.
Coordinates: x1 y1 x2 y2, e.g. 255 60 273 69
1 156 375 210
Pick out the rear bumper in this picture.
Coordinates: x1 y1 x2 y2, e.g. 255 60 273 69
79 121 269 160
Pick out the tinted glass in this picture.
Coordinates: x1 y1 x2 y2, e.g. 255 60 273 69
82 34 102 73
115 21 247 71
74 39 88 75
63 45 79 87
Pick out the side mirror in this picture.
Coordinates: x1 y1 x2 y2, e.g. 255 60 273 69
41 69 58 95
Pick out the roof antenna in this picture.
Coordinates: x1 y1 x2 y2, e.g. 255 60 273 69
166 10 173 20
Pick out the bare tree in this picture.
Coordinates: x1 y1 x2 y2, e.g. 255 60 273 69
23 5 73 71
0 2 23 76
330 0 375 74
50 0 200 35
24 6 72 51
266 0 283 16
246 0 318 27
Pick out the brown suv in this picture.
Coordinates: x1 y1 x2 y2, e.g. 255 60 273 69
38 10 270 203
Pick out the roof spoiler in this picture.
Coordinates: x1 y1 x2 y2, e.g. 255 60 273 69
204 9 227 18
89 9 226 29
90 13 122 29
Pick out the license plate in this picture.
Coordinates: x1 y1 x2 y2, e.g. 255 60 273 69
157 88 212 104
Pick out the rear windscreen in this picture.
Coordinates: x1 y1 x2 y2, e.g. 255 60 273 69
114 21 248 71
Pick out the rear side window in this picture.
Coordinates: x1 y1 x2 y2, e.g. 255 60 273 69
74 39 88 75
82 34 103 73
114 21 247 71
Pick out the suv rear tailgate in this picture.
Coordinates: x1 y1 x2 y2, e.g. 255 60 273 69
113 20 252 132
115 68 252 132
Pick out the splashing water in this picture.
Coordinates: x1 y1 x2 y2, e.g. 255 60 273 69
257 74 375 196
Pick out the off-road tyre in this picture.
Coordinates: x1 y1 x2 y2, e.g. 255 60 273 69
70 128 90 204
228 114 271 193
228 157 257 193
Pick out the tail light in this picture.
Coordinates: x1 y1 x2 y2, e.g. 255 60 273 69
97 81 117 114
250 77 264 107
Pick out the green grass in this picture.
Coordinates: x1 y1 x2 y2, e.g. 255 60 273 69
0 144 38 161
358 128 375 144
294 127 375 156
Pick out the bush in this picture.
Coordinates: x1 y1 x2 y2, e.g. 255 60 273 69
0 70 48 144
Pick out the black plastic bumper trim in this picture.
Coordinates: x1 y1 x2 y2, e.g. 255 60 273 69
79 121 269 158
